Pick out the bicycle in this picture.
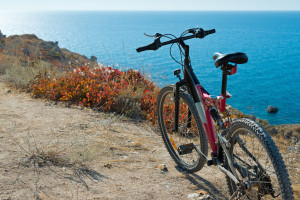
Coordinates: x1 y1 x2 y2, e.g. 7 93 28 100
136 28 293 199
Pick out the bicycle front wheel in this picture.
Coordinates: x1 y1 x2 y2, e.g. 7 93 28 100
157 85 208 172
225 118 293 199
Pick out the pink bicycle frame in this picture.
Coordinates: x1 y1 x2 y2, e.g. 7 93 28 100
195 85 229 156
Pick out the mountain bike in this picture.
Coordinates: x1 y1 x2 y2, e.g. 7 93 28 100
136 28 293 199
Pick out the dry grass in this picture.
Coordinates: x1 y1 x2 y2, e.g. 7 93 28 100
0 53 19 74
0 53 63 91
114 87 145 119
8 131 107 199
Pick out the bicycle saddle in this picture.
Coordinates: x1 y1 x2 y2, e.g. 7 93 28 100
213 52 248 68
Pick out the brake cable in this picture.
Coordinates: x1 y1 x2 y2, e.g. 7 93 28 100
144 29 198 69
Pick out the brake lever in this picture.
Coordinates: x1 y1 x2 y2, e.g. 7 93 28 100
188 28 197 34
144 32 163 38
196 28 205 38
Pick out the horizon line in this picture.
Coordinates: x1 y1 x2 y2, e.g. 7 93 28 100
1 9 300 12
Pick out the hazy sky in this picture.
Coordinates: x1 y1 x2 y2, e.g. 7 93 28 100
1 0 300 11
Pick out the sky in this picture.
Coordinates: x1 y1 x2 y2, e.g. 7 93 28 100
0 0 300 11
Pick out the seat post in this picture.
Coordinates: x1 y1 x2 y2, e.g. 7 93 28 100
221 69 228 96
220 67 229 112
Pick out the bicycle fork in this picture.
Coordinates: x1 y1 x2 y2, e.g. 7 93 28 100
173 79 186 132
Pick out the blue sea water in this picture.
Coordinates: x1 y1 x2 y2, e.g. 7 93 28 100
0 11 299 125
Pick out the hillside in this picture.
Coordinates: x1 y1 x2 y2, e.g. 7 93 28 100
0 31 97 68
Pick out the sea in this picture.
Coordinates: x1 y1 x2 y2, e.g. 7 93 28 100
0 11 299 125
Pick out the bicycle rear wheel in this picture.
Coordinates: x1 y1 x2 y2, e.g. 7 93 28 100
157 85 208 172
225 118 293 199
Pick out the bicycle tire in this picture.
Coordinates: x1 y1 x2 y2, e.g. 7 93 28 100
224 118 293 199
157 85 208 172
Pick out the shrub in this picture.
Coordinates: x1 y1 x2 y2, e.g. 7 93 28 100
32 66 158 119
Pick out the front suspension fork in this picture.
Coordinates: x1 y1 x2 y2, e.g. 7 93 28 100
174 80 186 132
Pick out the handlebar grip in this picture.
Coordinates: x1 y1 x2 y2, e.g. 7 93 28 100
206 29 216 35
197 29 216 39
136 39 161 52
136 44 151 52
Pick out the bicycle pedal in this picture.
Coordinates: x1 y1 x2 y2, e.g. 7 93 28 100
207 160 214 166
177 143 194 155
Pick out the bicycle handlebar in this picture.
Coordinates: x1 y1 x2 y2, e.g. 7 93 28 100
136 28 215 53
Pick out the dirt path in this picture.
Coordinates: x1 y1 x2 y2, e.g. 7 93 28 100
0 81 229 200
1 81 299 200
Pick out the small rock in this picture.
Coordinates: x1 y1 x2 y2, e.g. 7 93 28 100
187 190 211 199
5 90 12 94
163 181 170 189
104 163 112 169
90 55 97 62
188 193 199 199
267 105 279 113
155 164 168 173
0 30 6 41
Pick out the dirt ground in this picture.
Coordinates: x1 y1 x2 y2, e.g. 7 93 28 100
0 81 298 200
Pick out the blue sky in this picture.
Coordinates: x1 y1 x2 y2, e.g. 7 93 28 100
1 0 300 11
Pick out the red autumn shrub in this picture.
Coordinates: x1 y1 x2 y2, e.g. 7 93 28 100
32 66 158 120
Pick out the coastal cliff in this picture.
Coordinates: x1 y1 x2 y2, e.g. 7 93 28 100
0 31 97 68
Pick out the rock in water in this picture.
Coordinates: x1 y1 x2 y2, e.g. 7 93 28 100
267 105 279 113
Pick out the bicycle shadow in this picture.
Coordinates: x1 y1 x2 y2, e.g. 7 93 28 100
176 166 228 200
